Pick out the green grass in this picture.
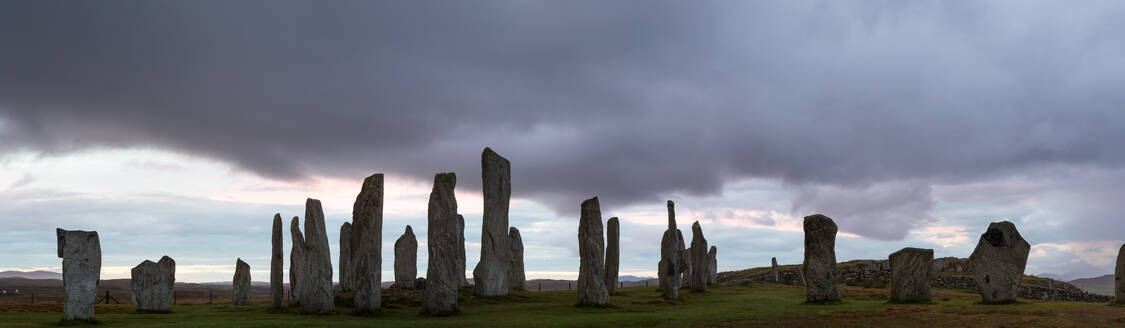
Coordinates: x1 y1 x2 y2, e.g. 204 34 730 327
3 284 1124 327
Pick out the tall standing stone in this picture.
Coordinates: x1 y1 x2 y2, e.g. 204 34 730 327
690 221 708 292
56 229 100 321
422 173 461 316
1116 244 1125 304
803 214 840 303
708 246 718 284
605 217 620 294
457 214 467 287
394 225 418 289
339 222 352 292
771 257 779 282
233 258 251 305
968 221 1030 304
298 198 335 313
130 256 175 312
289 217 304 304
508 227 526 291
474 147 511 296
351 173 384 313
270 214 284 309
658 201 682 299
577 197 609 306
889 247 933 303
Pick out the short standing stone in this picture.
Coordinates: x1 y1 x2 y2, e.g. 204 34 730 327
289 216 304 304
351 173 384 313
131 256 175 312
57 228 101 321
771 257 779 282
270 214 284 309
1116 244 1125 304
508 227 526 291
968 221 1030 304
658 201 681 299
889 247 933 303
298 198 335 313
457 214 468 287
690 222 708 291
394 225 418 289
577 197 609 306
605 217 620 294
233 258 252 305
422 173 461 316
681 247 692 288
339 222 352 292
707 246 717 285
803 214 840 303
474 147 511 296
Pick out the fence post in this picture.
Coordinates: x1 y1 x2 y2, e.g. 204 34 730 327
538 282 541 292
645 281 649 287
568 282 571 290
173 290 177 305
30 293 34 304
209 289 213 304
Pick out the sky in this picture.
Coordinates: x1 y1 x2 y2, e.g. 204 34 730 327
2 0 1125 282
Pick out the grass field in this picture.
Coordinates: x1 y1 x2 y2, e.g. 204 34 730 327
2 284 1124 327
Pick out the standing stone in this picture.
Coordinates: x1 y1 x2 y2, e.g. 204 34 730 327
289 216 304 304
803 214 840 303
605 217 620 294
508 227 526 291
394 225 418 289
351 173 384 313
968 221 1030 304
270 214 284 309
57 229 100 321
298 198 335 313
577 197 609 306
681 247 693 288
457 214 467 287
130 256 175 312
1116 244 1125 304
339 222 352 292
889 247 933 303
233 258 252 305
474 147 511 296
708 246 718 285
422 173 461 316
771 257 779 282
658 201 682 299
690 221 708 292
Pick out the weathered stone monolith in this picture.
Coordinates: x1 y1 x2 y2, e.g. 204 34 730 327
605 217 620 294
339 222 352 292
289 216 304 304
690 221 708 292
968 221 1030 304
771 257 779 282
803 214 840 303
298 198 335 313
1116 244 1125 304
422 173 461 316
474 147 511 296
131 256 175 312
889 247 933 303
57 228 101 321
577 197 609 306
509 227 526 291
271 214 283 309
708 246 717 284
233 258 251 305
394 225 418 289
457 214 467 287
351 173 384 313
658 201 681 299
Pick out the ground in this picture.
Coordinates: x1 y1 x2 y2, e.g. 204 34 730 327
1 284 1124 327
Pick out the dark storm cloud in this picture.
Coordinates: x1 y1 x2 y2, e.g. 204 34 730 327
3 1 1125 239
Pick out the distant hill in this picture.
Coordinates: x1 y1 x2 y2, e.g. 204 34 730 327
0 270 61 280
618 275 655 282
1068 274 1114 296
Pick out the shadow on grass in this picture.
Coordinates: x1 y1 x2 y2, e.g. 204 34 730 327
57 318 101 326
132 310 173 314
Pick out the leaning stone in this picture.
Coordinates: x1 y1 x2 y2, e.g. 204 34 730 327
708 246 718 285
351 173 384 313
577 197 609 306
421 172 461 316
298 198 335 314
131 256 175 312
394 225 418 289
690 221 708 291
57 228 101 321
803 214 840 303
509 227 527 291
889 247 933 303
233 258 252 305
339 222 352 292
289 216 304 304
658 201 681 299
474 147 512 296
1116 244 1125 304
271 214 284 309
771 257 779 282
969 221 1030 304
605 217 620 294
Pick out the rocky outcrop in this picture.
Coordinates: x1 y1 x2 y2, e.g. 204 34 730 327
339 222 352 292
605 217 620 294
351 173 384 313
298 198 335 314
803 214 840 303
474 147 511 296
690 222 708 292
577 197 609 306
131 256 175 312
394 225 418 289
271 214 284 309
889 248 933 303
422 173 461 316
57 228 101 321
969 221 1030 304
289 216 304 304
233 258 251 305
658 200 682 299
509 227 526 291
708 246 717 285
